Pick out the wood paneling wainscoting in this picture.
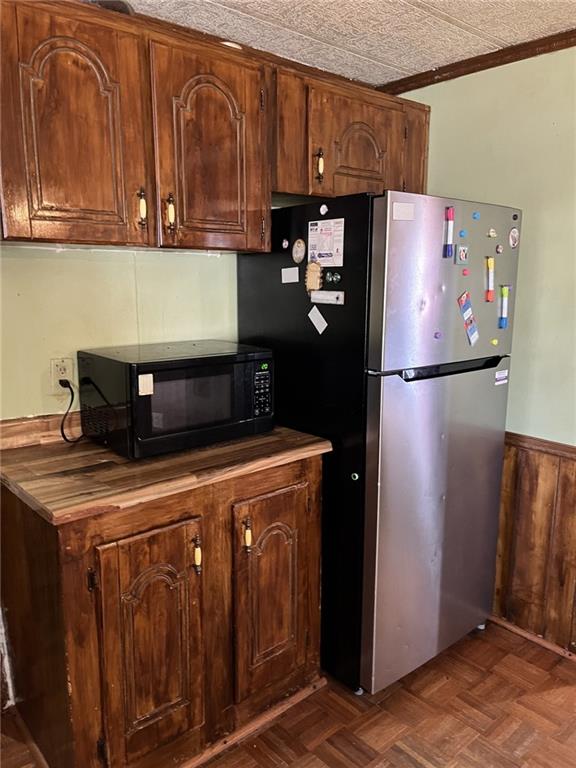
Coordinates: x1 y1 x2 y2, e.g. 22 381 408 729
494 432 576 654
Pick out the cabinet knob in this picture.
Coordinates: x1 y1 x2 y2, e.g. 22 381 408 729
314 148 325 183
243 518 253 553
193 534 202 575
166 192 176 234
137 187 147 228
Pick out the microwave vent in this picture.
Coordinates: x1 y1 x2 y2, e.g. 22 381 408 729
83 404 115 436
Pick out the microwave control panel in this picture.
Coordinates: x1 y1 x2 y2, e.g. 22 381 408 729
253 364 272 417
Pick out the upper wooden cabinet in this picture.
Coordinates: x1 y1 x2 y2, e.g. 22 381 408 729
0 1 270 250
274 69 429 197
0 1 428 249
308 85 405 196
149 39 269 251
0 2 152 245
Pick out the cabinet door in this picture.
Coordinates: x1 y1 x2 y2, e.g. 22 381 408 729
403 103 430 193
233 482 309 703
97 520 204 765
308 85 405 196
150 39 269 251
0 3 152 244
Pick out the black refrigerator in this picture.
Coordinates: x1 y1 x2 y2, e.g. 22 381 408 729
238 191 521 693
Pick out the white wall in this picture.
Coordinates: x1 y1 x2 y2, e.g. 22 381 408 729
406 47 576 445
0 245 237 419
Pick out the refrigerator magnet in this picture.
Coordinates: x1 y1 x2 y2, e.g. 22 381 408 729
458 291 479 345
308 305 328 335
310 290 345 305
305 261 322 292
281 267 299 284
292 238 306 264
509 227 520 248
464 317 480 346
455 245 469 264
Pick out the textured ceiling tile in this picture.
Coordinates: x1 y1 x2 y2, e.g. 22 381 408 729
130 0 575 85
417 0 576 44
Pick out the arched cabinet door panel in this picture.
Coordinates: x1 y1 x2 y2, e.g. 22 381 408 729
150 39 269 251
233 482 310 703
308 85 405 196
97 519 204 765
1 3 152 244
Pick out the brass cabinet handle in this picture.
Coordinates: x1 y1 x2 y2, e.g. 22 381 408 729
166 192 176 233
314 148 325 182
193 534 202 575
137 187 147 227
243 518 253 553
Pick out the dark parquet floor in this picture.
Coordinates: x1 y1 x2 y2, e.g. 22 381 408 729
2 623 576 767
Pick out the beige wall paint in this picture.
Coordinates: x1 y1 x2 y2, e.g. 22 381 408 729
0 245 237 419
407 47 576 445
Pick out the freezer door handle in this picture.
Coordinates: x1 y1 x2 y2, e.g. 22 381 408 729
367 355 504 382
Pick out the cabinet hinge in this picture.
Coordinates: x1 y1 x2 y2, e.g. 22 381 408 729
87 568 98 592
261 217 265 242
96 737 108 766
259 88 265 112
402 178 406 192
404 124 408 140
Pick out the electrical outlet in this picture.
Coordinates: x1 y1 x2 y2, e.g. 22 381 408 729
50 357 74 394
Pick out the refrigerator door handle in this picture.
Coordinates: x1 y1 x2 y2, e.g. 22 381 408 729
367 355 505 382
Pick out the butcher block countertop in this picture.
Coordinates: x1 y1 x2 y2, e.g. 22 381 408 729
0 424 331 526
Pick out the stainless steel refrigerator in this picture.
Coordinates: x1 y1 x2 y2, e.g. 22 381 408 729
238 191 521 693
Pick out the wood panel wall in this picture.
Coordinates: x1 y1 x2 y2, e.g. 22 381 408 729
494 432 576 653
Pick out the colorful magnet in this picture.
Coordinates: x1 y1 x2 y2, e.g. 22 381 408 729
457 291 479 346
490 338 499 346
456 245 469 265
462 268 470 276
509 227 520 248
282 238 289 249
459 229 468 238
496 244 503 254
499 285 510 328
485 256 495 302
443 207 455 259
472 211 481 220
433 331 443 340
487 228 497 238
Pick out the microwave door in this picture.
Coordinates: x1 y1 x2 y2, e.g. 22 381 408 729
134 363 250 440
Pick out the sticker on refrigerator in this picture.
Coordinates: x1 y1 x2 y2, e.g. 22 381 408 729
310 290 344 305
457 291 479 346
308 305 328 335
308 218 344 267
495 369 509 386
392 202 415 221
281 266 299 284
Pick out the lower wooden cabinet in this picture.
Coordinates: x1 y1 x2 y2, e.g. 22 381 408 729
494 432 576 652
233 482 309 704
1 453 323 768
97 520 205 764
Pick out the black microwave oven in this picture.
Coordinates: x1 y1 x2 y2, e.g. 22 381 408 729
77 340 274 459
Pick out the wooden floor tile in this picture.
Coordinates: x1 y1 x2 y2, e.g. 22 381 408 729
2 622 575 768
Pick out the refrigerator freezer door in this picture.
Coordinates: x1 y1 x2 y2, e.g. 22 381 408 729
368 192 521 372
361 358 511 694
